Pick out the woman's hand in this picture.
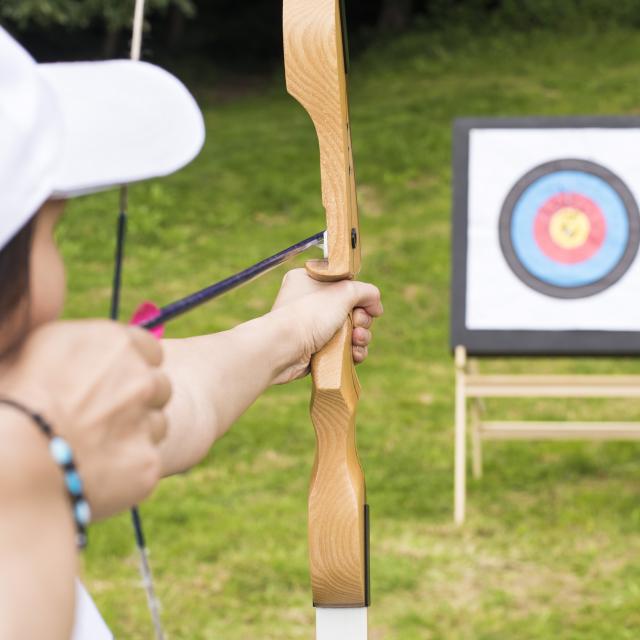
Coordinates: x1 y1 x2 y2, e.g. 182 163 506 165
0 320 171 520
270 268 383 384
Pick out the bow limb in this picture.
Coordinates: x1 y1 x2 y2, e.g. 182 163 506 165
283 0 369 633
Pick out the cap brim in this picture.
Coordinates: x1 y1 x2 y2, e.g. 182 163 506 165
38 60 205 198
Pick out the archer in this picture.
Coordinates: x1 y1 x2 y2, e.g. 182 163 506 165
0 26 383 639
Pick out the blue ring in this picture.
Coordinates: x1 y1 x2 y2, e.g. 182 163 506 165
511 170 629 287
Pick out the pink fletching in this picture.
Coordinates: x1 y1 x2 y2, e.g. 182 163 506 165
130 301 165 339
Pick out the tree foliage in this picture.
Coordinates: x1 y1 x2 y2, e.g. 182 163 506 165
3 0 640 69
4 0 640 34
0 0 194 31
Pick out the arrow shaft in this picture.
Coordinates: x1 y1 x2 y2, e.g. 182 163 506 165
141 231 325 330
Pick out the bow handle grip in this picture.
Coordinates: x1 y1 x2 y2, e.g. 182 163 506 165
307 316 369 607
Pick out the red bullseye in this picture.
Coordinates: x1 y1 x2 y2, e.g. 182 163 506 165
534 192 606 264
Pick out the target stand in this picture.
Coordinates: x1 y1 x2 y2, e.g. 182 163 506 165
451 117 640 524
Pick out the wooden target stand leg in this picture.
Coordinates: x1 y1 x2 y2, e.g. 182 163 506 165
453 346 484 524
468 358 484 480
453 346 467 525
453 344 640 525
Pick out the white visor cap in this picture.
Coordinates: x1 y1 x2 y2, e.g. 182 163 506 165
0 26 205 251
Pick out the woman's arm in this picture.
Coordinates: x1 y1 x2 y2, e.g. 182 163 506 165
0 407 76 640
159 272 383 475
160 311 293 474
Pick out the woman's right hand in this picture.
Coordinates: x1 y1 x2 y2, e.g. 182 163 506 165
0 320 171 520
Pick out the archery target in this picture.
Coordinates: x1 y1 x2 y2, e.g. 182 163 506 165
499 159 640 299
453 121 640 346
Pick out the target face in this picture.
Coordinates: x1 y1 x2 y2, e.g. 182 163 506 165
451 117 640 355
499 159 640 298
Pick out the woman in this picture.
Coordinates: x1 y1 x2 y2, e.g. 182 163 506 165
0 26 382 640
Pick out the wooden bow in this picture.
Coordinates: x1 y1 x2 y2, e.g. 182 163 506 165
283 0 370 634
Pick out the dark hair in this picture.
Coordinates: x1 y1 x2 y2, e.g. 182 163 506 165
0 219 34 322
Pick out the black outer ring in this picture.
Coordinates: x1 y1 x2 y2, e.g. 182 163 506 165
498 158 640 299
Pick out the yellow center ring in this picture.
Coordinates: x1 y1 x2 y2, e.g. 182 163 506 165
549 207 591 249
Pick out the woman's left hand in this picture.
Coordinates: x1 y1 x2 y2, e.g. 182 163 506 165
270 268 383 383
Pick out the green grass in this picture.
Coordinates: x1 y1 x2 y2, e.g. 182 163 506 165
59 26 640 639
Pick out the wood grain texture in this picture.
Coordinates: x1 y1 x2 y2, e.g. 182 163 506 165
283 0 367 609
284 0 360 281
309 320 366 606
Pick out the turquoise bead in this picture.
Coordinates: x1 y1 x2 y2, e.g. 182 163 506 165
49 437 72 465
65 470 83 495
75 500 91 525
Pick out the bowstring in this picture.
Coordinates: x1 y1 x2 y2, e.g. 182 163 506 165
109 1 165 638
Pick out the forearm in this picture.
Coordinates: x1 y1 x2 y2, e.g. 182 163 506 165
0 409 77 640
160 309 296 475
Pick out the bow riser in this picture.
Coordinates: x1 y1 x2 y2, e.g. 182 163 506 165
283 0 369 617
283 0 360 281
309 320 367 607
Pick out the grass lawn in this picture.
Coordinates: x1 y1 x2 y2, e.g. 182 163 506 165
61 25 640 639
